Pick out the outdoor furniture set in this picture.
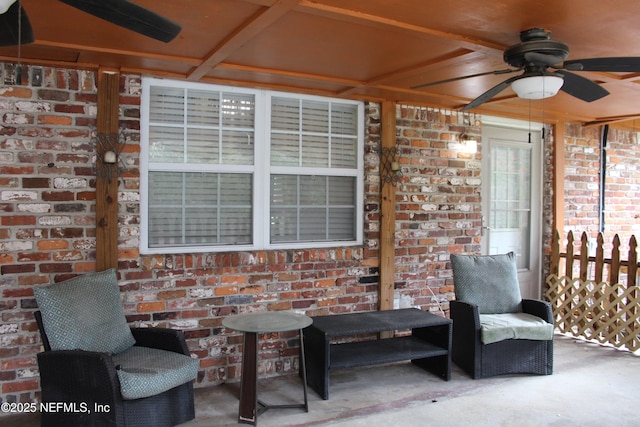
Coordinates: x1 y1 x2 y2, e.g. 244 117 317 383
32 252 554 426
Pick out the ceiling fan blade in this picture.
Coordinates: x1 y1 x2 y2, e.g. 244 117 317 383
411 68 518 90
0 0 35 47
59 0 181 43
461 75 522 111
564 57 640 72
556 70 609 102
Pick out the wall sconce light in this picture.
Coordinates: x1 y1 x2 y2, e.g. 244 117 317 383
103 150 117 164
381 146 402 187
93 128 125 181
458 133 478 154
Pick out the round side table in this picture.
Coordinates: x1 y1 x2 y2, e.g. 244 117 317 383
223 311 313 426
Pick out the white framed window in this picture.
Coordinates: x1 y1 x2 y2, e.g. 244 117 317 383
140 78 364 254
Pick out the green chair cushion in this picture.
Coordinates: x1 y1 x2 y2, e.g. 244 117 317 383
33 269 136 354
113 346 199 400
479 313 555 344
451 252 522 314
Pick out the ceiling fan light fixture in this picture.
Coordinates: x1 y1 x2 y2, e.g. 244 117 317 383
511 75 564 100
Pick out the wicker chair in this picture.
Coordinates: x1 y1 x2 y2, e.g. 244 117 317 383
33 269 198 427
450 253 554 379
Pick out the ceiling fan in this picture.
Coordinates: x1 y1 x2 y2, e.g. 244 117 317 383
0 0 181 45
413 28 640 111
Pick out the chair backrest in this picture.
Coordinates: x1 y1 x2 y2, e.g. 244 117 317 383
33 269 136 354
450 252 523 314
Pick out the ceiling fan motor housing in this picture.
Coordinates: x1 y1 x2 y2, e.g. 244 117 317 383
503 28 570 68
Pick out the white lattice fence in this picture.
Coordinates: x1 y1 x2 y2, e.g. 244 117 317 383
546 274 640 352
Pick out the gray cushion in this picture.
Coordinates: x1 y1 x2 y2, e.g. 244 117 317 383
450 252 522 314
479 313 555 344
113 346 199 400
33 269 136 354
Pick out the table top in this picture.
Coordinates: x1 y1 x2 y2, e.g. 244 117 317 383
222 311 313 333
309 308 451 336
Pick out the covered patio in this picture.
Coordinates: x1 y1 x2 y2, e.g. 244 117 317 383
7 334 640 426
2 1 640 425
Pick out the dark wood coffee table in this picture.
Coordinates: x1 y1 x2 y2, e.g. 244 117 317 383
302 308 452 400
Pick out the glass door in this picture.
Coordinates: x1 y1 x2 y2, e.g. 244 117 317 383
481 120 543 299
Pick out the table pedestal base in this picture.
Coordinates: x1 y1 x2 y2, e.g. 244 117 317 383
238 330 309 426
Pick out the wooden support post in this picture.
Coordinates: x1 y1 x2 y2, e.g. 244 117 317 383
95 69 120 272
379 101 396 314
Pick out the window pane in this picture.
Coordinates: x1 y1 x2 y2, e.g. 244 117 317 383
222 93 255 128
331 104 358 135
300 176 326 205
331 137 357 168
148 171 252 247
149 126 184 163
329 208 355 239
489 143 532 268
221 130 254 165
270 208 298 242
149 208 183 246
187 128 219 163
220 208 252 244
185 173 218 205
271 174 297 205
149 172 183 205
185 208 218 245
300 208 327 240
150 86 184 124
270 175 355 243
220 174 253 206
302 100 329 133
270 96 358 169
302 134 329 167
187 90 220 126
271 133 299 166
328 176 355 204
272 97 299 131
328 177 356 240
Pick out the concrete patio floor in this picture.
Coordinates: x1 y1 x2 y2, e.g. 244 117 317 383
5 334 640 427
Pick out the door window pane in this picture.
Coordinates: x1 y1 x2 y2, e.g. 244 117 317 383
490 144 531 268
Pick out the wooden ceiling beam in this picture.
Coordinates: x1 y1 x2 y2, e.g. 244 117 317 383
338 48 476 96
187 0 300 81
29 40 200 65
296 0 506 53
219 62 363 86
584 114 640 128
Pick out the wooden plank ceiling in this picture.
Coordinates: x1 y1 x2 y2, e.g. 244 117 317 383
3 0 640 128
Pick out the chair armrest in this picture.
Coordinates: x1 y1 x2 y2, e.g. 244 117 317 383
37 350 121 404
37 350 121 425
130 328 190 356
450 300 481 329
522 299 553 323
450 300 483 377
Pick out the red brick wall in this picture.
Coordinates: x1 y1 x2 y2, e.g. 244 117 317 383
393 106 481 311
1 63 484 406
601 127 640 240
560 123 640 249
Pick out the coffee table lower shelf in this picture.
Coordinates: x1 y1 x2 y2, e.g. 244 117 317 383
330 336 448 369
